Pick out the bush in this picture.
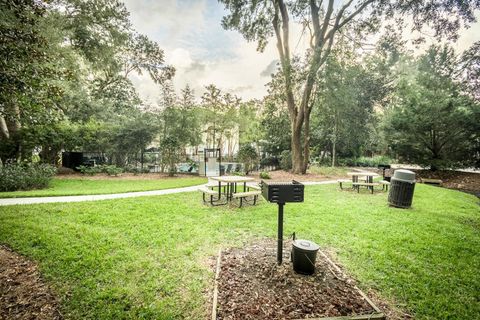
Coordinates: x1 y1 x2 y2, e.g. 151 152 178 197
237 144 258 174
0 163 57 192
338 156 393 167
259 171 271 179
260 156 279 168
103 165 123 176
77 164 123 176
279 150 292 171
77 165 101 175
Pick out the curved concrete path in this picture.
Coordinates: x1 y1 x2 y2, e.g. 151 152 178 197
0 180 337 206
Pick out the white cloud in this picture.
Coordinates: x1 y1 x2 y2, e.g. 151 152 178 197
123 0 480 106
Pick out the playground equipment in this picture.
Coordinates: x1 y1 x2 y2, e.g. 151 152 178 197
198 148 221 177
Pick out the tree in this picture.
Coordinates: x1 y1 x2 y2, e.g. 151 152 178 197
157 82 202 172
384 45 480 170
0 0 65 162
237 144 258 174
201 85 240 158
220 0 480 173
160 136 181 176
310 38 385 166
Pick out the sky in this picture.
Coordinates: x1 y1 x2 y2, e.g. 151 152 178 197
122 0 480 105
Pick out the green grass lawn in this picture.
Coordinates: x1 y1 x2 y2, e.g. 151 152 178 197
0 184 478 319
0 176 207 198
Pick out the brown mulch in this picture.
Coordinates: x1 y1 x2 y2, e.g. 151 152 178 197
250 170 336 183
216 240 379 320
410 169 480 197
0 245 61 320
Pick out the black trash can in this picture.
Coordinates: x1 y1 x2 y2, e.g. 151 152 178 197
291 239 319 275
388 169 416 208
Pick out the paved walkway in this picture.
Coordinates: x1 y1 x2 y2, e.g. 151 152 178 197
0 180 337 206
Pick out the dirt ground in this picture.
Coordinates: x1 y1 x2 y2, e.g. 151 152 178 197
410 169 480 197
0 246 61 320
216 240 383 320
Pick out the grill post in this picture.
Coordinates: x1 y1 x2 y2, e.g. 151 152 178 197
277 202 284 265
260 180 304 266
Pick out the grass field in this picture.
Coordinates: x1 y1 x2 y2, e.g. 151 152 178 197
0 184 478 319
0 176 207 198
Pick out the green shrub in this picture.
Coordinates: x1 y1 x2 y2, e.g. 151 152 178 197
339 156 393 167
237 144 258 174
103 165 123 176
0 163 57 192
77 165 101 175
77 164 123 176
259 171 271 179
260 156 279 168
279 150 292 171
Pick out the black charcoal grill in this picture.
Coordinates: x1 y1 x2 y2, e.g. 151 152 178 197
261 180 304 264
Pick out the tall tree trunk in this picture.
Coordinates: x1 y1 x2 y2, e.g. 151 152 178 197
291 118 303 173
331 110 338 167
301 110 311 173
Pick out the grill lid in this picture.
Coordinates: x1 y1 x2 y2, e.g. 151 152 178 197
292 239 319 252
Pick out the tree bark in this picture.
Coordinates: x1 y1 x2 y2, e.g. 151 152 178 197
301 108 311 173
332 110 338 167
291 120 303 173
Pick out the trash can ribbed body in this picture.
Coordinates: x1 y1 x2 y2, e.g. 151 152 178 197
388 169 416 208
291 240 319 275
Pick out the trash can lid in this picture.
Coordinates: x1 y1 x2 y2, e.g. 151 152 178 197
293 239 319 252
393 169 415 182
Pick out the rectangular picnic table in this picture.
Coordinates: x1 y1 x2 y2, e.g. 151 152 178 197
210 175 255 202
347 171 379 192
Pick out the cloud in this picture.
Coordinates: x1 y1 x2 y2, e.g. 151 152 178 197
260 59 280 77
123 0 480 106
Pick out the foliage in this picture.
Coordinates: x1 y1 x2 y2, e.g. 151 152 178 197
260 156 280 168
0 185 479 319
311 45 384 166
76 165 101 176
237 144 258 174
160 136 181 176
219 0 480 173
337 156 394 168
103 165 123 176
200 84 240 159
279 150 292 171
259 98 290 156
259 171 271 179
0 0 65 161
0 163 56 192
383 45 480 170
0 0 173 166
77 164 123 176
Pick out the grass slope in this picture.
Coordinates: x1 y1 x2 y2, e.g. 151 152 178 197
0 184 478 319
0 176 207 198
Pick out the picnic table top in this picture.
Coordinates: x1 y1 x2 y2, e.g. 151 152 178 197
347 171 379 177
210 175 255 183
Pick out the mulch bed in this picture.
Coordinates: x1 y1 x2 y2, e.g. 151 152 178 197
0 245 61 320
215 240 379 320
411 170 480 197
